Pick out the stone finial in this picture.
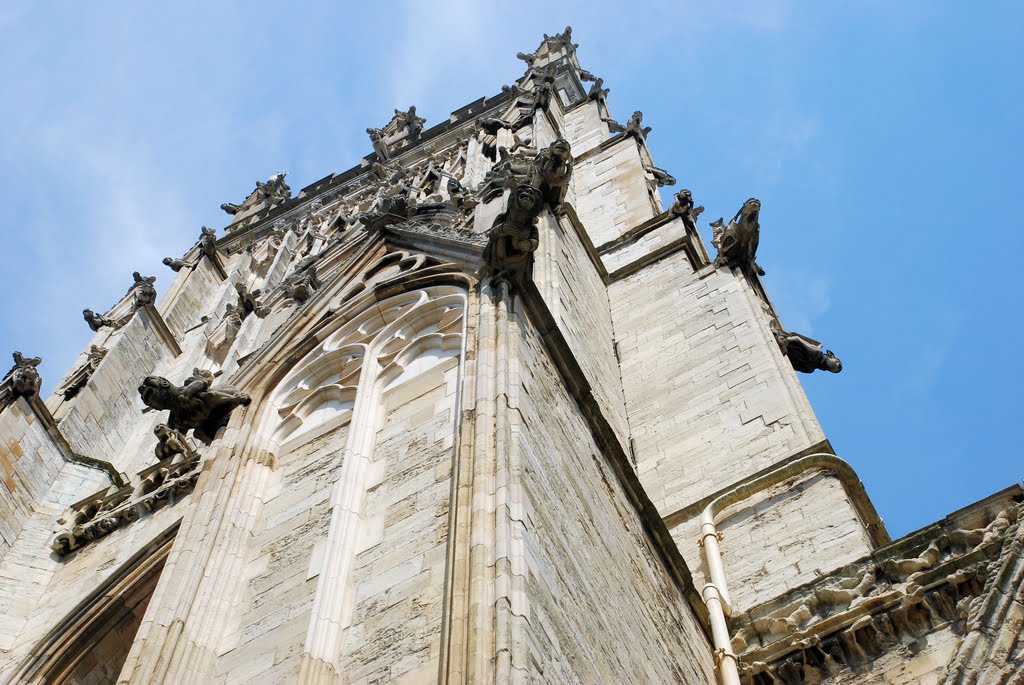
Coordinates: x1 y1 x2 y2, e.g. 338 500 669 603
4 351 42 399
712 198 764 277
770 320 843 374
670 189 705 227
138 372 251 444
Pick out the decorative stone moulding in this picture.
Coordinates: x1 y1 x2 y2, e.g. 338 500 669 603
734 506 1019 685
50 451 202 555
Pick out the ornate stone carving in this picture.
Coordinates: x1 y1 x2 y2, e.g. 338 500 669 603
83 308 119 332
221 173 291 216
58 345 107 401
235 283 269 320
482 139 573 280
446 177 478 212
131 272 157 309
2 352 42 400
587 77 609 102
712 197 764 277
670 189 705 227
153 423 196 462
198 225 218 259
528 138 573 207
137 369 251 444
162 256 189 272
645 165 676 188
281 256 322 304
770 321 843 374
367 106 426 160
482 184 544 279
624 111 652 140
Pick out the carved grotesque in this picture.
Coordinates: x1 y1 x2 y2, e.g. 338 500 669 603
670 189 705 227
367 127 389 161
162 256 189 272
83 308 118 332
712 197 764 277
771 320 843 374
234 283 269 319
221 173 291 215
446 177 478 212
199 226 218 259
646 166 676 187
393 106 425 139
138 370 251 444
281 256 321 304
153 423 195 462
624 111 652 140
5 352 42 399
482 184 544 279
59 345 107 401
528 139 573 207
587 78 608 101
131 272 157 309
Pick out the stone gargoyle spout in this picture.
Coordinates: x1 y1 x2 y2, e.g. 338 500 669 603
138 371 251 444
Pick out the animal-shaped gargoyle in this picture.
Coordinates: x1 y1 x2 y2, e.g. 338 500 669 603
138 368 251 444
712 198 765 277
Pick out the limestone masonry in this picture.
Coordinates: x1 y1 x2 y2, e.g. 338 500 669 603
1 28 1020 685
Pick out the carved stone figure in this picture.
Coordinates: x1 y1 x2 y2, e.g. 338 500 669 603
131 272 157 309
281 256 321 304
162 256 190 272
59 345 107 401
4 352 42 399
482 184 544 279
771 320 843 374
138 370 251 444
624 111 652 140
604 117 626 134
446 177 478 212
367 127 390 161
234 283 269 319
153 423 195 462
83 308 118 332
646 166 676 187
198 226 218 259
221 173 291 215
393 106 426 140
712 198 765 277
670 189 705 227
587 78 609 101
528 139 573 207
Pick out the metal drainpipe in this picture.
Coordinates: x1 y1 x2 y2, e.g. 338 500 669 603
698 453 879 685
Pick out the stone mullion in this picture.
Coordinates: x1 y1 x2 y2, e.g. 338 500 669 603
444 279 520 684
298 353 382 683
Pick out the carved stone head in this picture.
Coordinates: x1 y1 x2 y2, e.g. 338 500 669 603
821 350 843 373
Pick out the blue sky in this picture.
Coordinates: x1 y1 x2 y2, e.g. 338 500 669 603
0 2 1021 537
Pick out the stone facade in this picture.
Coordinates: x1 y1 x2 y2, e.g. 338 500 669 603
0 27 1020 685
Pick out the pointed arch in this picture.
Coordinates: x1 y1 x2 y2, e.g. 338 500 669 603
12 525 177 684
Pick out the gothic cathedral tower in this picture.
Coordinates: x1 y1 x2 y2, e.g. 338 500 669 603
1 29 1020 685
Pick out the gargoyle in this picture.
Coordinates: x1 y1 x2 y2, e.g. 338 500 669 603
771 320 843 374
162 256 190 272
624 111 652 140
132 272 157 309
138 370 251 444
153 423 195 462
198 226 218 259
670 189 704 227
528 139 573 207
4 351 42 399
83 308 119 332
645 166 676 188
482 184 544 279
281 256 321 304
234 283 269 319
712 197 764 277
